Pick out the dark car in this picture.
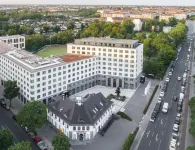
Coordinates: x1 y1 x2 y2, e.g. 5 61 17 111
173 96 178 101
12 115 17 121
150 112 157 122
177 106 182 113
28 132 36 139
177 101 183 107
1 100 6 107
154 102 161 113
174 116 180 125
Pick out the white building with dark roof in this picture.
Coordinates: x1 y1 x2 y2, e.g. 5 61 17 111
47 93 114 141
0 35 25 49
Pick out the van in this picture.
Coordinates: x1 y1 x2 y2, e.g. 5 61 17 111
162 102 169 113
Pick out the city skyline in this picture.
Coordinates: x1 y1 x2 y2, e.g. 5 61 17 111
1 0 195 6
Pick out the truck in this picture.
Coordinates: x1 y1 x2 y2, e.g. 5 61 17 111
162 102 169 113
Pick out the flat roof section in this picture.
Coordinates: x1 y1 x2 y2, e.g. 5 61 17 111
0 35 25 40
60 54 93 62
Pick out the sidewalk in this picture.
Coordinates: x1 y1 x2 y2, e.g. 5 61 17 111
0 85 55 150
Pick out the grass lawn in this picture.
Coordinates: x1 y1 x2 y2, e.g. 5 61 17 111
36 46 67 57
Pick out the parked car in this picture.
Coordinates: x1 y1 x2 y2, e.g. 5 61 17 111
28 132 36 139
34 137 47 150
177 77 181 81
174 116 180 125
150 111 157 122
177 106 182 113
173 124 179 132
0 99 6 107
12 115 17 121
166 78 170 82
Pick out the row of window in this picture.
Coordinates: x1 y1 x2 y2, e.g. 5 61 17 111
72 46 135 54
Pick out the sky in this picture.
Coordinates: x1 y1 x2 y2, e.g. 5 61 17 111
0 0 195 6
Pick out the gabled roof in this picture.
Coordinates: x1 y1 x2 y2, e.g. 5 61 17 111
48 93 113 125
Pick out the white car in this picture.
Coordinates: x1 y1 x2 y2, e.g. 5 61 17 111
160 91 165 97
173 124 179 132
169 142 176 150
158 97 162 103
171 133 178 144
188 49 191 52
169 72 172 76
166 78 170 82
177 77 181 81
177 113 181 118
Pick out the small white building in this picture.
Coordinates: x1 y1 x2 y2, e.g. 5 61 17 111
0 35 25 49
163 26 174 33
133 19 142 31
173 13 187 20
47 92 114 141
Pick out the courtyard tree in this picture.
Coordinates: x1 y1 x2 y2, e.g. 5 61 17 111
3 80 19 108
0 129 14 150
115 87 121 97
17 101 47 132
8 141 31 150
43 24 50 33
52 134 70 150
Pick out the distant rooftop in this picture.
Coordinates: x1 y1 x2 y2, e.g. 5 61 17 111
3 50 63 72
0 35 25 40
60 54 93 62
73 37 141 49
0 41 18 54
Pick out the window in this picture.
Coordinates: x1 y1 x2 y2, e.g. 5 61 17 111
87 126 90 130
82 126 85 130
73 127 76 130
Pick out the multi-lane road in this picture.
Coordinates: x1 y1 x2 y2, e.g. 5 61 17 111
137 21 195 150
0 105 39 149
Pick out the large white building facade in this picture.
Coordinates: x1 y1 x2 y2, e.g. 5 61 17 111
0 37 143 104
47 93 114 141
67 37 143 89
0 35 25 49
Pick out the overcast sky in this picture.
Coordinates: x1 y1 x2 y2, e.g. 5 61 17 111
0 0 195 6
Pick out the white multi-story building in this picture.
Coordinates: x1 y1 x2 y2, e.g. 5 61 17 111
0 35 25 49
0 42 97 104
133 19 143 31
67 37 143 89
47 92 114 141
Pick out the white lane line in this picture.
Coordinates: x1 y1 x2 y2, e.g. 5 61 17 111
155 123 158 128
162 130 164 135
158 140 162 150
156 134 158 142
161 119 163 125
149 140 151 146
152 132 154 137
146 130 150 138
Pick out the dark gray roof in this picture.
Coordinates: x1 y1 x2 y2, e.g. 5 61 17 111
48 93 113 125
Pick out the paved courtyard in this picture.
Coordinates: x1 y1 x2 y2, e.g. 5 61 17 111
71 85 136 113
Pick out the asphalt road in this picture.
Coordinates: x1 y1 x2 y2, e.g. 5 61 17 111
0 105 39 150
137 21 195 150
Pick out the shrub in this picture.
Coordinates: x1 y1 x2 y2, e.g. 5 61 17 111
143 85 159 114
122 127 139 150
107 94 114 100
117 111 132 121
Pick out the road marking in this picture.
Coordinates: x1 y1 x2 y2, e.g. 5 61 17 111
146 131 150 138
152 132 154 137
158 140 162 150
161 119 163 125
156 134 158 141
162 130 164 135
155 123 158 128
149 140 151 146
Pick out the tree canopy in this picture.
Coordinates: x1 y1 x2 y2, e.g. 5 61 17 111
187 146 195 150
3 80 19 107
189 97 195 137
52 134 70 150
8 141 31 150
0 129 14 150
17 101 47 132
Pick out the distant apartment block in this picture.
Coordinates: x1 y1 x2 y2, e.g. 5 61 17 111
0 35 25 49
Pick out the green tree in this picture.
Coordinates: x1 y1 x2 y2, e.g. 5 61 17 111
143 38 153 57
67 22 75 30
3 80 19 108
133 32 146 43
8 141 31 150
43 24 49 33
52 134 70 150
168 17 178 27
0 129 13 150
8 29 17 35
17 101 47 132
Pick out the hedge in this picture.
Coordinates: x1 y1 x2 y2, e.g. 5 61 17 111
107 94 114 100
117 111 132 121
143 85 159 114
122 127 139 150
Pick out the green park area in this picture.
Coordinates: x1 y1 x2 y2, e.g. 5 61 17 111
36 46 67 57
